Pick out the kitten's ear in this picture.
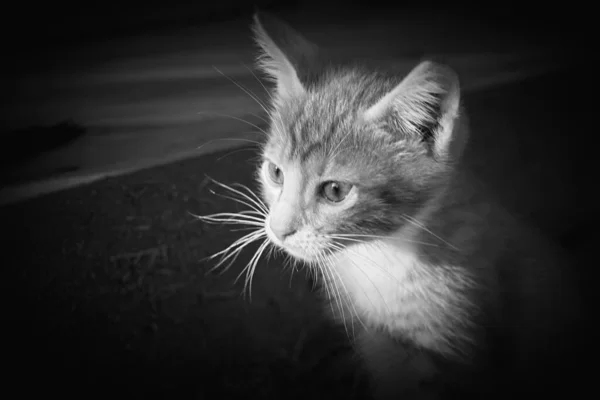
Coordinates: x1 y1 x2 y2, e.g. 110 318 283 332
252 12 317 101
363 61 463 161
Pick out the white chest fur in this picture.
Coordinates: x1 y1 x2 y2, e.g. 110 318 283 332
329 239 473 354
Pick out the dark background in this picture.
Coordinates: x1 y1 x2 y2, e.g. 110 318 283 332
1 1 588 48
1 1 594 399
1 0 590 84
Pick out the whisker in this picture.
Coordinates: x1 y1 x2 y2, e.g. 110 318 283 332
208 238 259 275
207 230 266 273
235 239 269 299
210 242 261 276
401 214 459 250
195 137 263 155
189 209 265 222
228 184 270 214
195 214 265 225
329 233 441 248
212 66 271 119
209 228 265 257
229 227 263 232
327 242 391 317
208 190 266 215
213 231 266 275
229 182 269 210
322 253 348 333
191 176 271 290
317 252 345 330
265 245 277 263
197 111 268 136
217 147 258 162
244 239 270 300
194 210 265 220
323 247 365 335
197 218 264 227
207 178 269 214
209 246 245 275
327 240 401 285
243 63 273 98
282 254 297 288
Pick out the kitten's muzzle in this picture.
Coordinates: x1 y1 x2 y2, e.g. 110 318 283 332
267 199 300 242
269 221 297 241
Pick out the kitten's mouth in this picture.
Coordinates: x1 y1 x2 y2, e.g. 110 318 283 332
265 229 322 263
280 245 316 262
265 216 335 263
270 237 344 265
266 234 317 263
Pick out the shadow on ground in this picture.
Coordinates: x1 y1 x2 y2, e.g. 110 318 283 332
2 70 594 398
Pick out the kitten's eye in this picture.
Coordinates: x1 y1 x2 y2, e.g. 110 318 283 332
321 181 353 203
267 162 284 185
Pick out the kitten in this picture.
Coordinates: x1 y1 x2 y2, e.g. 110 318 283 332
204 12 583 400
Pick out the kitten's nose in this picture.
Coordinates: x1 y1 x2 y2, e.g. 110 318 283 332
269 199 298 241
269 220 297 241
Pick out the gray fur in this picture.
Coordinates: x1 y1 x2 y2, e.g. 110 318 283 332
251 11 581 399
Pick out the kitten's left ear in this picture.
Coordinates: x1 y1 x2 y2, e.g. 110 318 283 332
363 61 465 162
252 12 318 102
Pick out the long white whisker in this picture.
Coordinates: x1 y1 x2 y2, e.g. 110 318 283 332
230 227 263 232
207 229 263 259
194 211 265 221
229 183 269 212
208 190 266 215
282 254 296 288
208 179 269 214
195 212 265 223
207 230 266 273
214 230 267 275
242 239 270 301
265 245 277 263
197 218 264 227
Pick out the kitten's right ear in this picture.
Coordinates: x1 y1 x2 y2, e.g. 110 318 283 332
252 12 317 102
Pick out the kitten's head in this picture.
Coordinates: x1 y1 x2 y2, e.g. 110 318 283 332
252 13 468 263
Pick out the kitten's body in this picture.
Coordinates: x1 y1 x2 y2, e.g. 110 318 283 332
210 13 582 399
331 168 579 397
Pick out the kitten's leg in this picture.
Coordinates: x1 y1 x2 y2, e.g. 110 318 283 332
355 327 439 400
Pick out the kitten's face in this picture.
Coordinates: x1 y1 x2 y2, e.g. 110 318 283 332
252 13 464 263
258 81 447 263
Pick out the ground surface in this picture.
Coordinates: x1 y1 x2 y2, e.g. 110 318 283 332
3 71 594 398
